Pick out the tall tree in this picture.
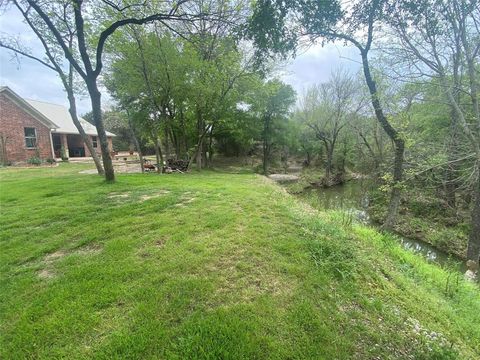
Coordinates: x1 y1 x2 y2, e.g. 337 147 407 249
2 0 214 181
247 0 406 229
106 24 253 171
250 79 295 174
298 70 363 181
389 0 480 262
0 1 104 175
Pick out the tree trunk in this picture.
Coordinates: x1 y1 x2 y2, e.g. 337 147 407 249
467 165 480 263
59 59 104 175
202 147 207 168
164 125 170 161
263 115 270 175
325 142 333 181
463 37 480 264
340 138 348 173
187 130 208 170
440 74 480 264
170 128 180 160
207 125 214 167
87 81 114 181
444 116 458 209
179 107 189 159
263 140 268 175
196 139 203 170
383 141 405 229
358 131 378 170
127 115 144 173
361 52 404 230
196 108 203 170
153 135 163 174
65 89 104 175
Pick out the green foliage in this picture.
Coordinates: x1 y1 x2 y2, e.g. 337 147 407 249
27 156 42 166
369 187 470 258
83 110 131 151
250 79 296 173
294 69 364 175
246 0 342 64
105 24 301 168
106 28 267 161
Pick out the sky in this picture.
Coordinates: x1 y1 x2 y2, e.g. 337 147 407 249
0 8 362 115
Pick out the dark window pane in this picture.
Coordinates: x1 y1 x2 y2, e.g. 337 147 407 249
24 127 37 148
24 127 36 137
26 138 36 148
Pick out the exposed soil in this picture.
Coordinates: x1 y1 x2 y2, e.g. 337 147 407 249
37 245 103 280
268 174 300 182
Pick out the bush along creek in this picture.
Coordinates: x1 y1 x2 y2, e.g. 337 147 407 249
279 174 472 275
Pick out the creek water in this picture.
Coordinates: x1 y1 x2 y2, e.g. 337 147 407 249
294 179 466 272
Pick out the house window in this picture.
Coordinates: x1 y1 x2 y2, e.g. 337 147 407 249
24 127 37 148
92 136 97 148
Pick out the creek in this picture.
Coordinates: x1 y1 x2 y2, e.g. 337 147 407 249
292 179 466 272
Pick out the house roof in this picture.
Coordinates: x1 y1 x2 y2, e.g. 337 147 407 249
0 86 58 129
0 86 115 137
25 99 115 137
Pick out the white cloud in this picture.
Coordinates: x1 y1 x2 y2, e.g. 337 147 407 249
282 43 362 98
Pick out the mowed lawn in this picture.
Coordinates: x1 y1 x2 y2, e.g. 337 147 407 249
1 164 479 359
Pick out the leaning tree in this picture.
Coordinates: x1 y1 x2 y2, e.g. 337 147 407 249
247 0 406 229
1 0 216 181
0 0 105 175
388 0 480 263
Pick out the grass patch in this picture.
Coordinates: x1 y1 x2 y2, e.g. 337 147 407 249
1 163 479 359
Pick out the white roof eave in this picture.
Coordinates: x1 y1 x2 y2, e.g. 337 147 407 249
25 98 116 137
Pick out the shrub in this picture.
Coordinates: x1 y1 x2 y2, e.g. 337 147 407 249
27 156 42 165
0 160 12 167
46 158 56 164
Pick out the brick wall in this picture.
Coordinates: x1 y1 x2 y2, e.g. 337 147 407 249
0 93 53 163
83 135 113 157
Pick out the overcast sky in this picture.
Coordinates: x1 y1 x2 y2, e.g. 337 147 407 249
0 8 362 115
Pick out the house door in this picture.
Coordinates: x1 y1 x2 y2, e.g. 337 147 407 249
52 134 62 158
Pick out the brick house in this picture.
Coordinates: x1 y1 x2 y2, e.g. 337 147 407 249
0 86 115 164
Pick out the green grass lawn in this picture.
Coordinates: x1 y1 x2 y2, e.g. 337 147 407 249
1 163 479 359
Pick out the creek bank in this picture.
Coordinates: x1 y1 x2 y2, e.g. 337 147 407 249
268 173 300 182
307 172 369 188
370 211 467 260
280 171 365 194
282 174 468 269
308 172 346 188
368 189 470 261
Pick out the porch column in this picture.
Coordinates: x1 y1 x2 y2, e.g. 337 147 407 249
49 131 55 159
61 134 69 159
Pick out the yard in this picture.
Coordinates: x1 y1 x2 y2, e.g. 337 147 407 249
1 164 479 359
